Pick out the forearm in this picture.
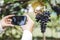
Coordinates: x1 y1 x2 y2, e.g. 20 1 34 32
0 22 4 33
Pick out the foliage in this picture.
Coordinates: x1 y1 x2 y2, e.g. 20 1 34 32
4 0 16 3
0 0 60 40
0 26 23 40
0 0 29 40
47 12 60 28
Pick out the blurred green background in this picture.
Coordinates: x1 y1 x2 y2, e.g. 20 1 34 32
0 0 60 40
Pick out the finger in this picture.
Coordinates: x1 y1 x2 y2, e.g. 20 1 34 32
7 24 14 27
5 19 12 23
25 14 31 21
6 22 11 24
25 14 34 25
4 15 15 19
7 19 12 22
23 14 31 21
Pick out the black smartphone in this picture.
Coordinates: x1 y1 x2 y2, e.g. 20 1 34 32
11 16 27 26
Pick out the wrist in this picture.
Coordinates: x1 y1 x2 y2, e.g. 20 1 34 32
0 25 4 33
23 30 32 35
0 21 5 29
0 22 4 31
0 21 5 33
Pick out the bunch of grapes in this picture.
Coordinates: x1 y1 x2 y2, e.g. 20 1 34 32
48 0 60 18
36 11 50 33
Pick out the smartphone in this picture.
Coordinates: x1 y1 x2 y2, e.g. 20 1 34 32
11 16 27 26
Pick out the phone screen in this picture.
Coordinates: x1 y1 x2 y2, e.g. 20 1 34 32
11 16 27 26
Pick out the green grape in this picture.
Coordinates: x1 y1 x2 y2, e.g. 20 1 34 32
11 28 17 35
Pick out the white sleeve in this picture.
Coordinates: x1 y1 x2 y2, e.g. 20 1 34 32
0 23 4 33
21 30 32 40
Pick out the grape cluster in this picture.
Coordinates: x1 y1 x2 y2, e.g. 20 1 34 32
51 4 60 18
36 11 50 33
49 2 60 18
